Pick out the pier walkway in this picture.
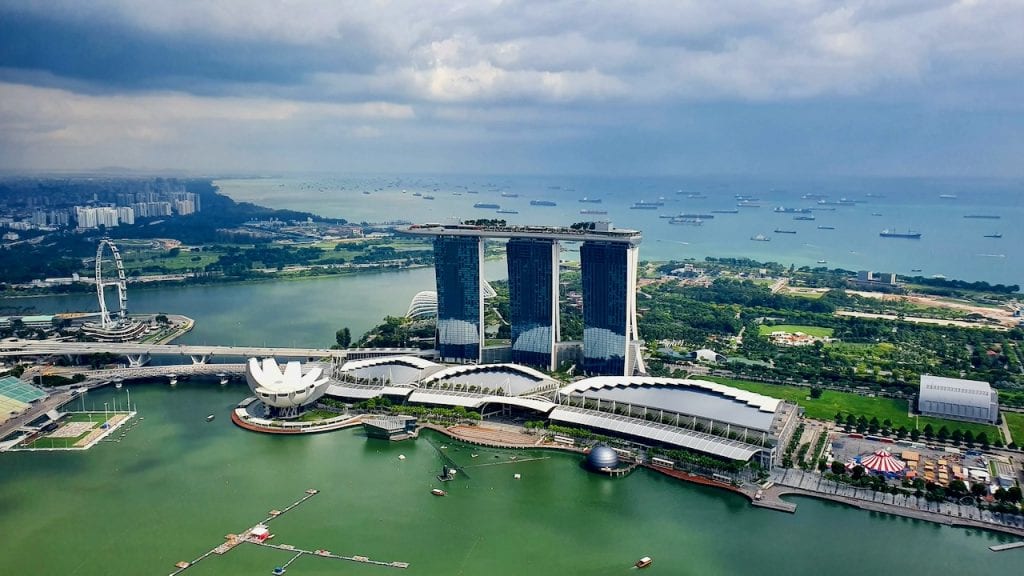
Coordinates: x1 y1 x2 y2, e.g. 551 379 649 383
167 489 409 575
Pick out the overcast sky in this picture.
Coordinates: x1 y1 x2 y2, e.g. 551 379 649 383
1 1 1022 177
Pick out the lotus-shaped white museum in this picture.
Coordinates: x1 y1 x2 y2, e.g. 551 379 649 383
245 358 330 418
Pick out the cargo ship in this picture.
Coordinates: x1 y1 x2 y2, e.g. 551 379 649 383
579 209 608 215
793 215 815 221
530 200 556 206
983 233 1002 238
630 201 660 210
473 203 500 209
500 192 519 197
736 200 761 208
496 209 519 214
669 217 703 225
964 214 1000 219
817 225 835 230
711 209 739 214
879 229 921 239
750 234 771 242
578 197 602 203
774 229 797 234
773 207 811 213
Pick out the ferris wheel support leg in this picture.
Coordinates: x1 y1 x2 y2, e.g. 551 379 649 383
126 353 150 367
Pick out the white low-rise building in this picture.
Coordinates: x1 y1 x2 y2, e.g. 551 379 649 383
918 374 998 424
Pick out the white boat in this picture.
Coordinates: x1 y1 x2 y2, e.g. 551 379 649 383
635 556 652 568
431 488 447 496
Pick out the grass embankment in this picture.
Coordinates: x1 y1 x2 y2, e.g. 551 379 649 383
698 376 998 437
757 324 834 338
1004 412 1024 445
298 410 342 422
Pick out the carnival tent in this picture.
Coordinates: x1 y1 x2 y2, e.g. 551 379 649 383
859 449 906 474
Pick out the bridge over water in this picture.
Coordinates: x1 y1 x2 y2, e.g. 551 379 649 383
0 341 434 366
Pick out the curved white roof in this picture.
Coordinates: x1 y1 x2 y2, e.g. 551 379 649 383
560 376 781 413
406 291 438 319
422 363 550 385
549 406 761 461
406 389 556 413
340 355 440 372
245 358 330 408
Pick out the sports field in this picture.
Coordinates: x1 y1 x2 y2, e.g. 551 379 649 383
699 376 998 437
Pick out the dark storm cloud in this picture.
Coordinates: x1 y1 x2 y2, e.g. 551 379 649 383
0 8 383 95
0 1 1021 176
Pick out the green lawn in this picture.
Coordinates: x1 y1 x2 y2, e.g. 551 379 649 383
698 376 999 437
757 324 834 338
1005 412 1024 445
298 410 341 422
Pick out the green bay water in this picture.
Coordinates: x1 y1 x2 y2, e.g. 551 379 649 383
1 260 507 345
1 382 1018 575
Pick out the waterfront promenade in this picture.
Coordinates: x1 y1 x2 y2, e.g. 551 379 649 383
768 468 1024 538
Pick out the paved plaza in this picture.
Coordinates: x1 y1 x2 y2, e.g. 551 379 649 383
770 468 1024 531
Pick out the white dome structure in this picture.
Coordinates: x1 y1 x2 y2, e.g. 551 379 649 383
245 358 330 418
406 291 438 319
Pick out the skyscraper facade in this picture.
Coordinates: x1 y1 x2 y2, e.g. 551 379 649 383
580 241 638 375
433 235 484 363
506 238 559 370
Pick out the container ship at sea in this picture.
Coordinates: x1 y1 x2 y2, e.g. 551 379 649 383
879 229 922 239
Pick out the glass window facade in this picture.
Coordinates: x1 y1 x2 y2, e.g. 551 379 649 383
581 241 628 374
507 238 557 368
434 236 483 362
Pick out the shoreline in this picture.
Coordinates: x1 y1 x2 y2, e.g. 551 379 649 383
770 486 1024 539
0 263 435 301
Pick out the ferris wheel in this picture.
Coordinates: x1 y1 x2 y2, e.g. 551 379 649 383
95 239 128 328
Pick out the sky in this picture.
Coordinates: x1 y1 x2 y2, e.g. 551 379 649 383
1 0 1022 177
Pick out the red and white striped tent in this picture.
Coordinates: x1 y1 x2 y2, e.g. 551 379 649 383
859 449 906 474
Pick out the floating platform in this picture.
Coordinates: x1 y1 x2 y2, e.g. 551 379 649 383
990 541 1024 552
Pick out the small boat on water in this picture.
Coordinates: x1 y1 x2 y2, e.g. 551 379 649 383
983 233 1002 238
422 195 435 200
206 414 215 422
751 234 771 242
431 488 447 496
817 260 827 264
635 556 653 568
